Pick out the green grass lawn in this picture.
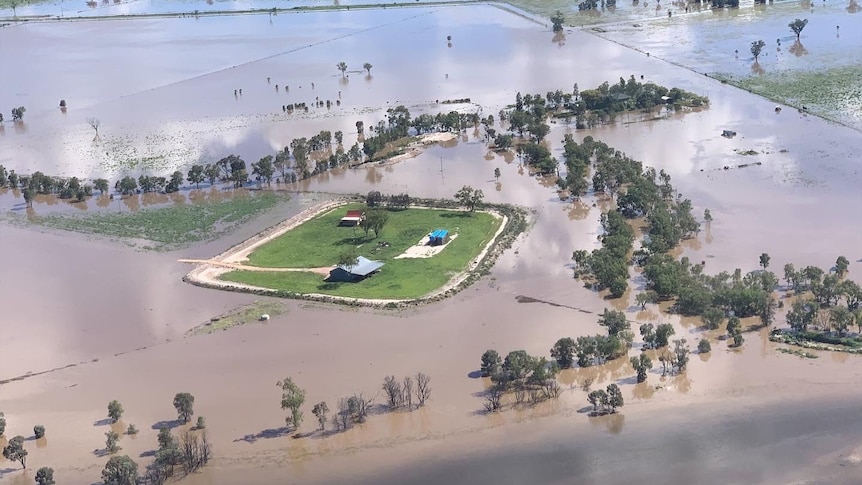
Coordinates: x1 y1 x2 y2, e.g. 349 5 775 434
223 204 500 299
35 191 282 249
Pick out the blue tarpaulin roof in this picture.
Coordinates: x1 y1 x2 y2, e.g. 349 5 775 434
335 256 384 276
429 229 449 240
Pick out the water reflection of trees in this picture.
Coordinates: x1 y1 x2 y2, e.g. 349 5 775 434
590 412 625 434
789 40 808 57
552 31 566 47
751 61 765 75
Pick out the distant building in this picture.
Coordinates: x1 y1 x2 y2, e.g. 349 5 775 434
328 256 384 282
339 209 364 226
428 229 449 246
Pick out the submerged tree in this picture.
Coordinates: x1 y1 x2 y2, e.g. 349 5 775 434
2 436 27 468
363 62 373 75
173 393 195 423
337 62 348 77
278 377 306 430
750 40 766 62
35 467 55 485
789 18 808 40
102 455 138 485
550 10 565 32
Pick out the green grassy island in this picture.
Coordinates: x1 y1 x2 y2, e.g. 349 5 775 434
221 203 502 300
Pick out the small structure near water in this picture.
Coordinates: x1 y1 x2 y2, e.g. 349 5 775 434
328 256 384 282
339 209 364 226
428 229 450 246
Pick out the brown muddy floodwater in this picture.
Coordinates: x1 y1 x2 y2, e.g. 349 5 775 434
1 4 862 485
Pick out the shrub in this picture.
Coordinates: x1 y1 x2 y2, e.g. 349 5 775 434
34 425 46 439
126 424 138 435
698 339 711 353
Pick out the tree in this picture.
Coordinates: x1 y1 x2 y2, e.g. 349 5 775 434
11 106 26 122
726 315 742 337
835 256 850 277
759 252 770 270
454 185 484 211
195 416 206 430
204 164 220 186
334 130 343 145
363 62 373 75
117 176 137 196
173 393 195 423
494 167 501 181
655 323 675 348
2 435 27 468
750 40 765 62
550 10 565 32
251 155 275 186
598 308 629 336
587 389 607 414
789 18 808 40
87 117 101 139
35 467 55 485
278 377 306 430
34 425 45 439
338 248 359 272
672 339 691 372
126 424 138 435
630 354 653 383
639 323 656 349
480 350 502 376
787 299 817 332
703 209 712 223
606 383 623 412
0 412 5 435
22 187 33 208
337 61 348 77
732 332 745 347
105 430 120 453
187 165 205 189
312 402 329 431
94 178 109 195
831 306 853 335
698 338 711 353
550 338 576 368
166 170 183 193
364 209 389 238
382 376 403 410
415 372 431 406
101 455 138 485
701 306 725 330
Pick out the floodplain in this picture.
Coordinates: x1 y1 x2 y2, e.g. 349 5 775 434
1 2 861 485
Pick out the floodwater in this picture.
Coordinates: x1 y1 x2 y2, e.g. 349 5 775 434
597 1 862 127
1 3 862 485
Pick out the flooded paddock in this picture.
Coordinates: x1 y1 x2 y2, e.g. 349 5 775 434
1 3 862 484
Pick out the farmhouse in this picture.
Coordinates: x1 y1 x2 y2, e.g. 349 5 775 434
339 209 364 226
328 256 384 282
428 229 449 246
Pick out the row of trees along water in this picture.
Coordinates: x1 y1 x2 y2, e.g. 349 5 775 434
477 308 699 415
0 76 705 208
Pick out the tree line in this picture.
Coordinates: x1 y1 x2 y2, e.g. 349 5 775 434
567 138 700 298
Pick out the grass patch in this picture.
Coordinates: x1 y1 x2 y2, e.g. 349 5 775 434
34 191 283 249
776 347 819 359
223 204 501 299
770 329 862 355
714 65 862 129
186 300 286 336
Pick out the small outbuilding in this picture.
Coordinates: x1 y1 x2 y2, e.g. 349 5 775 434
328 256 384 282
428 229 449 246
339 210 364 226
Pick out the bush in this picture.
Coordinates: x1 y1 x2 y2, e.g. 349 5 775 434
195 416 206 430
697 339 711 353
126 424 138 435
35 467 55 485
34 425 46 439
